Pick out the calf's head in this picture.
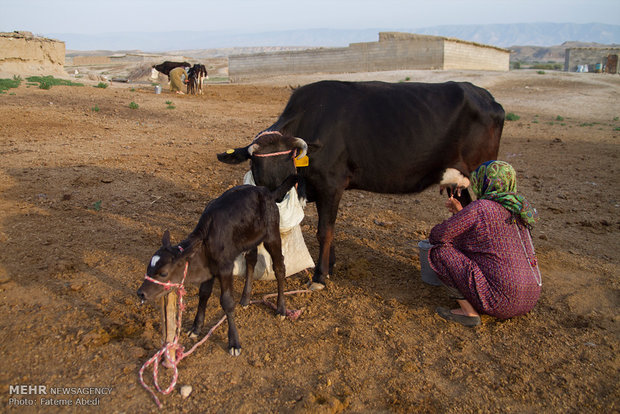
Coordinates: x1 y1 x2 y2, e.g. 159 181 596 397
218 132 307 191
137 230 192 303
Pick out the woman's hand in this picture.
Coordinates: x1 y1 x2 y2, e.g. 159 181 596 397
445 196 463 214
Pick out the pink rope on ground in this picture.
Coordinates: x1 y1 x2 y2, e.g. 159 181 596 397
138 261 311 408
250 289 311 321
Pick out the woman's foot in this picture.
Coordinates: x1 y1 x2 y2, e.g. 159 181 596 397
436 307 481 327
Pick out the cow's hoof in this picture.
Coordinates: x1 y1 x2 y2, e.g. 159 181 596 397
277 313 286 321
228 347 241 357
307 281 325 291
241 304 249 310
188 331 199 339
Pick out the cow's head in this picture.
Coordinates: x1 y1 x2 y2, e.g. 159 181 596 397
137 230 195 303
217 132 307 191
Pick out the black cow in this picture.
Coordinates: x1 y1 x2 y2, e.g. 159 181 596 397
137 175 297 356
152 61 191 79
217 80 504 290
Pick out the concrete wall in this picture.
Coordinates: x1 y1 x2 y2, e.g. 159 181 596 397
229 32 509 81
564 48 620 73
0 32 65 76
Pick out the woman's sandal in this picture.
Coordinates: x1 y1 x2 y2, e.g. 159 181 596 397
436 307 481 327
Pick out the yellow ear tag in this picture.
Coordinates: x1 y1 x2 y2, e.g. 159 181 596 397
294 155 309 167
226 149 235 154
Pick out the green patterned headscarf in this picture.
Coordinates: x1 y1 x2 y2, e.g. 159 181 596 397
471 161 538 227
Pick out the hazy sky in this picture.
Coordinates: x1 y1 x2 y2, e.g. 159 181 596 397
2 0 619 35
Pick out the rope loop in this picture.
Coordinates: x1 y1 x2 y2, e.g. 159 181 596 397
138 260 311 408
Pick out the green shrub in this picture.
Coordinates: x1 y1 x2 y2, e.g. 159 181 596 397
39 80 52 90
0 77 22 93
95 82 108 89
92 105 100 112
536 70 546 75
129 101 139 109
26 75 83 89
556 115 564 121
506 112 520 121
531 63 563 71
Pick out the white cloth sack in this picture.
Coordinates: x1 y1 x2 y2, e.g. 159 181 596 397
232 171 314 280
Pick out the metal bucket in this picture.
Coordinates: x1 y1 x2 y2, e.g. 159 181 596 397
418 240 442 286
154 85 162 94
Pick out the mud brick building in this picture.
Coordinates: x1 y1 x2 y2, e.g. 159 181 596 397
0 31 65 76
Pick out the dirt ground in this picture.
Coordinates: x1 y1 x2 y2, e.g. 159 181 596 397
0 69 618 413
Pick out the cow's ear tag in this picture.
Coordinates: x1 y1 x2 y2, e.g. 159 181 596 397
226 149 235 154
295 155 309 167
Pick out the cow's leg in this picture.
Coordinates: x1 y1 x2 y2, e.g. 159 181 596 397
240 247 257 307
329 243 336 275
219 273 241 356
263 237 286 317
189 278 215 339
312 188 344 289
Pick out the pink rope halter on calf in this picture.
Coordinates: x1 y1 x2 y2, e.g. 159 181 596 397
138 260 309 408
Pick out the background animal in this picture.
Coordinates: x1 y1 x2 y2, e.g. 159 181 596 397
187 64 208 95
152 61 191 79
137 175 297 355
218 80 505 289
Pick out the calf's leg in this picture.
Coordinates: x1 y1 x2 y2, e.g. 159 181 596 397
189 278 215 338
263 237 286 317
240 247 257 307
219 273 241 356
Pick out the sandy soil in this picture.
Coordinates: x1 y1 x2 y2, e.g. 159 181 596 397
0 69 618 413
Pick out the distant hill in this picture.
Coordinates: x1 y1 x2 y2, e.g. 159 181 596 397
50 23 620 52
413 23 620 48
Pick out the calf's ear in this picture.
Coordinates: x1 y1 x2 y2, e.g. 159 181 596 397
217 147 251 164
162 230 171 247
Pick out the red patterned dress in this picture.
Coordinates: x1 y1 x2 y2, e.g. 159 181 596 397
428 199 541 319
